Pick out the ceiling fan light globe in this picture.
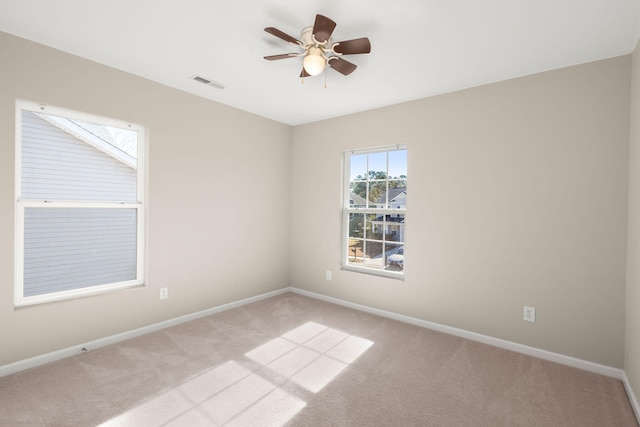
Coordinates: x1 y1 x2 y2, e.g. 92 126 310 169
303 54 326 76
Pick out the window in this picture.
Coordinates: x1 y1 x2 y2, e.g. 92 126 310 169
343 146 407 278
15 101 146 306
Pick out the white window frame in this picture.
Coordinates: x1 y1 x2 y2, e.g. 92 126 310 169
342 145 407 279
14 100 146 306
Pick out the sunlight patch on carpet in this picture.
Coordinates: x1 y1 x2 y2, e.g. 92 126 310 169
246 321 374 393
100 321 372 426
99 360 305 426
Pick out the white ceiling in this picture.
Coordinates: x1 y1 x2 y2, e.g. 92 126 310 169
1 0 640 126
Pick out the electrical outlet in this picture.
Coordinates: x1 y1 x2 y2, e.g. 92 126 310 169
326 270 332 281
523 306 536 322
160 287 168 300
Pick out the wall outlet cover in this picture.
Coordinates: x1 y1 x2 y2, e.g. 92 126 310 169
524 306 536 322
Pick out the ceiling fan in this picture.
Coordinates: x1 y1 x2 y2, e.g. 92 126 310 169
264 14 371 78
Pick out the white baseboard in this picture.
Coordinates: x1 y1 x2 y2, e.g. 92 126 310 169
623 372 640 423
1 284 633 400
288 287 625 380
0 287 289 378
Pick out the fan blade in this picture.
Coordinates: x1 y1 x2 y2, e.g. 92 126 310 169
313 14 336 43
333 37 371 55
264 27 302 46
328 57 357 75
300 67 310 78
264 53 299 60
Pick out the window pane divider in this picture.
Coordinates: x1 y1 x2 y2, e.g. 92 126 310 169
346 208 406 214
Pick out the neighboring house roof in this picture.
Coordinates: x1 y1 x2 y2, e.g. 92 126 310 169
35 113 137 169
374 187 407 205
388 188 406 202
349 193 368 206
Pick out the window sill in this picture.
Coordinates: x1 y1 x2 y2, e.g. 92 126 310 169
341 264 405 280
14 280 144 308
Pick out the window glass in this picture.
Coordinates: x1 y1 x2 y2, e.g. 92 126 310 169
388 149 407 178
368 151 387 175
349 154 367 182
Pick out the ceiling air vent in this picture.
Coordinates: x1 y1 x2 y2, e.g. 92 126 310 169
191 75 225 90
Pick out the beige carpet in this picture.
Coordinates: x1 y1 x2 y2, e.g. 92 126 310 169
0 292 637 426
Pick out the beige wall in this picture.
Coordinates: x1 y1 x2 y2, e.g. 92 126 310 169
0 32 292 365
627 39 640 400
0 29 634 375
292 56 630 368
